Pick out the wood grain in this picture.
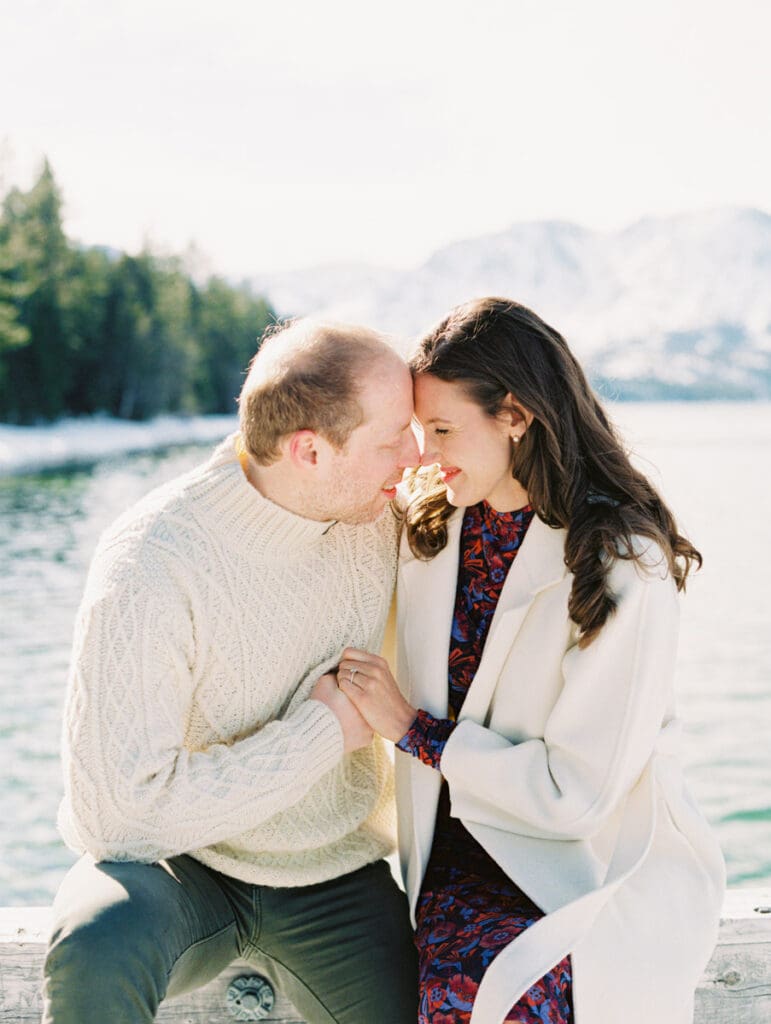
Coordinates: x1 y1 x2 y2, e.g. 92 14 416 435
2 891 769 1022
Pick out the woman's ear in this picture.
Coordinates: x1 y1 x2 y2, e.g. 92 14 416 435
503 394 534 439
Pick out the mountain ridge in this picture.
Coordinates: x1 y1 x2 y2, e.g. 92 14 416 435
251 208 771 399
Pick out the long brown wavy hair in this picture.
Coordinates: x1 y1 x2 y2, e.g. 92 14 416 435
405 297 701 647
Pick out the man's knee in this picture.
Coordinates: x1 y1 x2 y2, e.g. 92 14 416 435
43 855 243 1022
49 858 170 956
43 859 176 1020
47 878 154 969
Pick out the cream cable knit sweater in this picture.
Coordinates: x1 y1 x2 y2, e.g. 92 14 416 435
58 435 399 886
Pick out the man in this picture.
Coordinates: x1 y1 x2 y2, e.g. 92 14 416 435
43 319 420 1023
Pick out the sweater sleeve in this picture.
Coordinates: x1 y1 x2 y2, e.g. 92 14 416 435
59 544 344 863
439 551 679 842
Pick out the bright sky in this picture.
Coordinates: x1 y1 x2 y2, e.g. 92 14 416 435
2 0 770 275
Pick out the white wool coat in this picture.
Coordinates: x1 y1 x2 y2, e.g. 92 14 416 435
394 511 725 1024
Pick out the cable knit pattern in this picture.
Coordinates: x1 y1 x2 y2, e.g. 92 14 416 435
58 435 400 886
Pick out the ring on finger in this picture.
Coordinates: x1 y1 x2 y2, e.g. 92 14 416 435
349 667 358 685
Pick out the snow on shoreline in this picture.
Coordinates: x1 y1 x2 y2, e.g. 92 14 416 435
0 414 238 475
3 402 768 477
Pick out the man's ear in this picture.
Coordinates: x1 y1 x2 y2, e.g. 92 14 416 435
287 430 320 468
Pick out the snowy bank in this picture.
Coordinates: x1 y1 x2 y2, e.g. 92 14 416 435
0 414 238 476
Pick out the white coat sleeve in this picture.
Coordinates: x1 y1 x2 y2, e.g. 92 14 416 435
439 553 679 841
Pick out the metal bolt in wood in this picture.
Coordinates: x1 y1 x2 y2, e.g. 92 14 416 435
226 974 276 1020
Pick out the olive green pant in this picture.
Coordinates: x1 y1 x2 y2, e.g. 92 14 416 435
43 854 417 1023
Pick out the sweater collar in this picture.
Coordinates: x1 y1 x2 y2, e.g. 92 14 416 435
201 434 337 558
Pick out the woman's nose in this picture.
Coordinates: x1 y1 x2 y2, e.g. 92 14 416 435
420 447 440 467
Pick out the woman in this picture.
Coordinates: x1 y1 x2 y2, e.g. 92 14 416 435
338 298 725 1024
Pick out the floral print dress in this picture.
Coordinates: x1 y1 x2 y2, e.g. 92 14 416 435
397 500 572 1024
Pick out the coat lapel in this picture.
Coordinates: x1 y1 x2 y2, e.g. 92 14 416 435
399 509 464 716
398 509 463 887
459 513 568 723
398 509 568 903
400 508 568 722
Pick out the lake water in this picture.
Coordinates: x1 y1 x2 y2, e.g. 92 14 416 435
1 404 770 904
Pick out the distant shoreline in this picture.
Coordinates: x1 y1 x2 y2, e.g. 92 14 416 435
0 414 237 476
2 400 770 477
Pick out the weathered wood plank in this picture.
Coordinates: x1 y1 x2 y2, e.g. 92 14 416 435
1 891 770 1022
693 890 771 1024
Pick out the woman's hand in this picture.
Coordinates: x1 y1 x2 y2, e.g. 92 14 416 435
310 672 374 753
337 649 417 743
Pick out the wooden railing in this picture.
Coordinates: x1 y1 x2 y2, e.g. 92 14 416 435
1 889 769 1022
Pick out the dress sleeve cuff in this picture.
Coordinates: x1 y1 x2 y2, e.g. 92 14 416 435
395 708 455 770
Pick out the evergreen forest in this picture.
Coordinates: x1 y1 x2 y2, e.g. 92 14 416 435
0 161 276 424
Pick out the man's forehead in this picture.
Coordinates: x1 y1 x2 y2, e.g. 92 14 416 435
358 370 414 436
359 358 412 400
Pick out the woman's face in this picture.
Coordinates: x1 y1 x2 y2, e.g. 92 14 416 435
413 373 530 511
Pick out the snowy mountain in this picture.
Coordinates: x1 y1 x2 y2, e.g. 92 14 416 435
251 208 771 399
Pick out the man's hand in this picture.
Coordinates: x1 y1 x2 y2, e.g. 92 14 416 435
337 650 417 743
310 673 374 754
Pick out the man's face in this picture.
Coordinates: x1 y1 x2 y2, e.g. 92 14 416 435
319 357 419 524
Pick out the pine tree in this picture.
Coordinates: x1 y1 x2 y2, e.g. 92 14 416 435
0 159 70 421
193 278 274 414
0 158 277 423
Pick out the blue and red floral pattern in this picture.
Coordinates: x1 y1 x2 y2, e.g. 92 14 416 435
416 857 572 1024
397 500 572 1023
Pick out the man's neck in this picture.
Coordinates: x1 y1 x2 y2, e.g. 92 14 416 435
242 454 331 524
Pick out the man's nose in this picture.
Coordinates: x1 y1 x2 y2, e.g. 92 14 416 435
399 430 421 469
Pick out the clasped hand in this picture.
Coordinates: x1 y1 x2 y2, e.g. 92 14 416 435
337 649 417 743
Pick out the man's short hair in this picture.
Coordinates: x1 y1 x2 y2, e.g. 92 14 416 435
239 318 394 465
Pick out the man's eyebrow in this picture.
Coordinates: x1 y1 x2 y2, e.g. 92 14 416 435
381 423 414 444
